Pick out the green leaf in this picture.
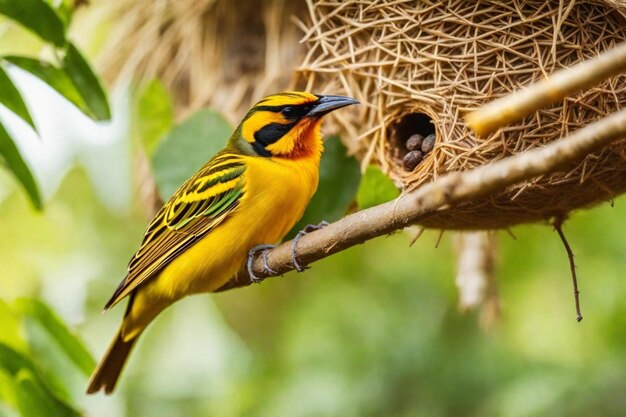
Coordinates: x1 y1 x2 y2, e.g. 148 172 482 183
0 66 35 130
0 344 37 379
0 344 71 408
43 0 73 27
14 299 95 376
0 123 41 209
152 109 232 200
0 0 66 47
135 79 174 156
0 370 24 417
4 56 87 117
287 137 361 239
14 370 80 417
5 51 111 121
356 166 400 210
0 369 16 409
13 370 58 417
63 43 111 120
0 301 26 353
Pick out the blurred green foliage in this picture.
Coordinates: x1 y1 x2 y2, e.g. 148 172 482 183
0 124 40 209
152 109 231 200
0 298 93 416
0 66 35 128
134 79 174 156
356 165 400 210
0 0 110 210
0 0 67 47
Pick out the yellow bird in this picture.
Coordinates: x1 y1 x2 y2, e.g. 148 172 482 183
87 92 358 394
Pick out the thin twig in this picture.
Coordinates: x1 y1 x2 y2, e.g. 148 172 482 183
553 216 583 322
434 229 445 249
408 226 425 247
217 108 626 291
466 41 626 137
504 228 517 240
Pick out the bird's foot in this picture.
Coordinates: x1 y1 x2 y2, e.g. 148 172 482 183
247 244 278 283
291 221 329 272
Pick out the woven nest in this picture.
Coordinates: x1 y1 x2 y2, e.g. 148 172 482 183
94 0 306 122
295 0 626 230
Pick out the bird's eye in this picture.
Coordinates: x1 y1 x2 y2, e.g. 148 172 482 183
281 107 295 118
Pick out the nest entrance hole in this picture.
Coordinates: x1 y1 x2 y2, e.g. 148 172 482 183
389 111 438 171
395 112 436 144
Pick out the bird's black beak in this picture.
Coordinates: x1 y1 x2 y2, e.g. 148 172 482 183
307 95 359 117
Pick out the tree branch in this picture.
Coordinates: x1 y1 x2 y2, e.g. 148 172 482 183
466 41 626 137
217 108 626 291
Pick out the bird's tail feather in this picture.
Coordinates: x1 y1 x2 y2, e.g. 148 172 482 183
86 326 138 395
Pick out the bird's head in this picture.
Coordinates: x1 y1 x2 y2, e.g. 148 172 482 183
231 92 358 159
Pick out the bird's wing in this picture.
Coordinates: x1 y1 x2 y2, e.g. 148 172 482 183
104 153 246 310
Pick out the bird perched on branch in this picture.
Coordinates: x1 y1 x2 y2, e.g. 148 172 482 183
87 91 358 394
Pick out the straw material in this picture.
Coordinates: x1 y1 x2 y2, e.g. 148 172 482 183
96 0 306 122
295 0 626 229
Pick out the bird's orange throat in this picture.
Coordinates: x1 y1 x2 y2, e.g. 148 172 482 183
265 118 324 160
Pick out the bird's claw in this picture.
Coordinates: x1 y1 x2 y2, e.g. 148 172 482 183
291 221 329 272
247 244 278 283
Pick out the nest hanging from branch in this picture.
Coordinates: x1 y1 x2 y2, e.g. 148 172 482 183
295 0 626 230
95 0 306 122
